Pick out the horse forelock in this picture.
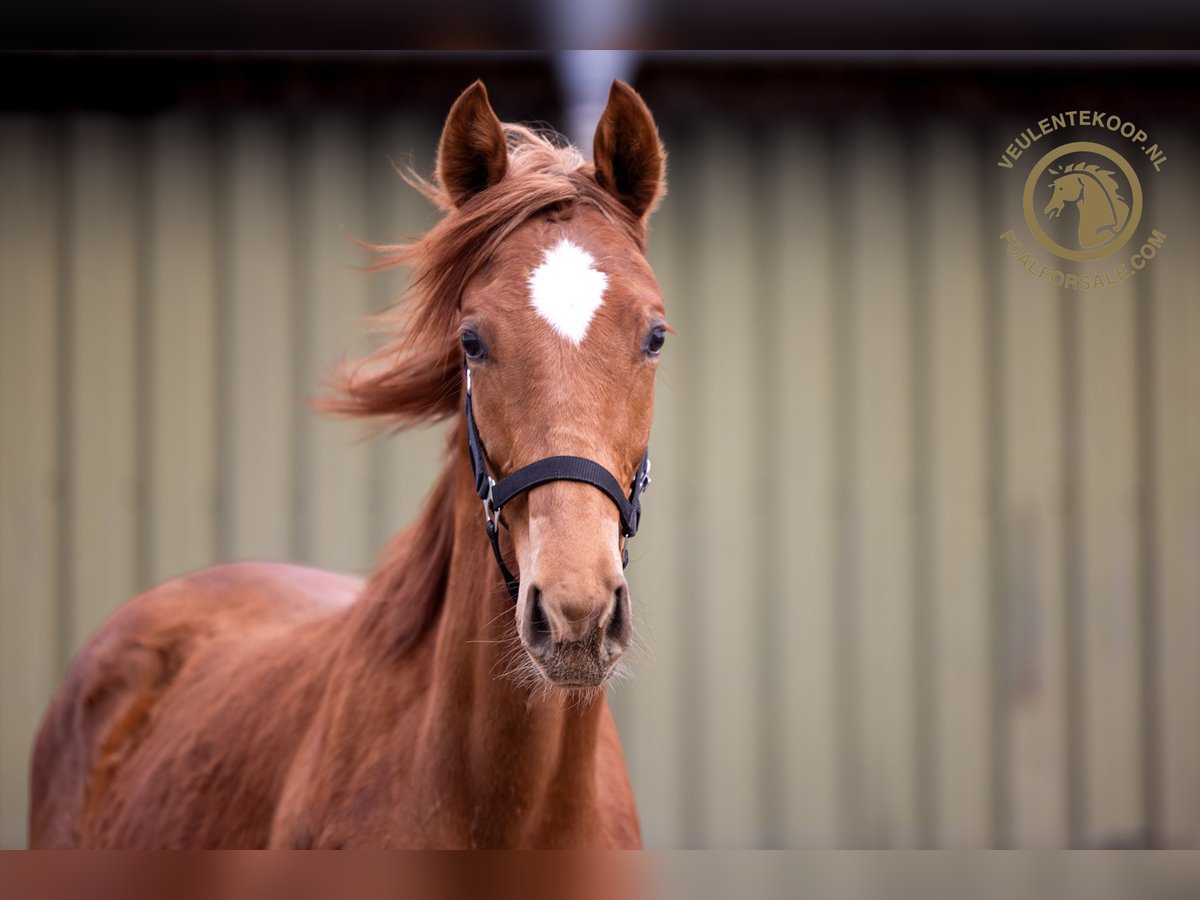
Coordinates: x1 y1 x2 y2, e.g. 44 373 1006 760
321 122 641 434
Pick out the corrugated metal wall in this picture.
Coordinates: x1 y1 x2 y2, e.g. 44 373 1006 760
1 107 1197 849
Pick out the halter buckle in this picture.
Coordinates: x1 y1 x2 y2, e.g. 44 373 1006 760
639 457 652 493
482 476 498 527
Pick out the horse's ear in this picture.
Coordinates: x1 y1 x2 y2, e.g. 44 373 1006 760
592 80 666 221
437 80 508 208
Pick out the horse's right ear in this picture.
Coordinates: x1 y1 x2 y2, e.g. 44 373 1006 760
437 81 508 208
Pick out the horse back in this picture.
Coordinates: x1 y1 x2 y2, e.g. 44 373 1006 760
28 561 360 848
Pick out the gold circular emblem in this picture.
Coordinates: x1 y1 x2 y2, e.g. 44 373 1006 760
1022 141 1143 261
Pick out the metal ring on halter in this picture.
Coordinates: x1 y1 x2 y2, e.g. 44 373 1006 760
482 476 497 527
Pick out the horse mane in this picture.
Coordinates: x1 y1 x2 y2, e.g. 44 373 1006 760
323 122 643 656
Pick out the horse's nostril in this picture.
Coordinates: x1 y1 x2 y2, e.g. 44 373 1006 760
605 584 632 651
526 585 553 654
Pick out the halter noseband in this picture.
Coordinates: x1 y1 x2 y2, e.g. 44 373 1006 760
464 366 652 604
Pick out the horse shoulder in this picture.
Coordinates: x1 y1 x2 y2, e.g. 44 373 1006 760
28 561 362 847
267 635 437 849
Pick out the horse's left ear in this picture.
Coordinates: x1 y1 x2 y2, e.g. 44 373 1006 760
593 80 666 221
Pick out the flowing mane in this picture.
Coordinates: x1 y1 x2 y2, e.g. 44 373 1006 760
1059 161 1124 202
323 123 647 657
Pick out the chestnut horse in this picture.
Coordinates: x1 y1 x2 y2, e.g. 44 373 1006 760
28 80 668 849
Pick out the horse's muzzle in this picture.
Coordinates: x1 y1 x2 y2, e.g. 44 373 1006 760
518 579 631 687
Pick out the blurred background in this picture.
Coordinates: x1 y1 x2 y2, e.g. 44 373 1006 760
1 49 1198 850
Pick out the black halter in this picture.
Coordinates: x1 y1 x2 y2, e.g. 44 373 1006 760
464 366 651 604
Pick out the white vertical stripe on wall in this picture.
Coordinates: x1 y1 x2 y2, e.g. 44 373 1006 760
770 124 839 847
145 114 218 585
846 118 917 848
0 117 61 848
923 122 991 847
66 116 141 652
1077 238 1142 843
694 127 760 848
223 116 296 561
995 124 1069 846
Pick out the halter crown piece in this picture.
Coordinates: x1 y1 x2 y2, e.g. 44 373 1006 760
464 365 652 604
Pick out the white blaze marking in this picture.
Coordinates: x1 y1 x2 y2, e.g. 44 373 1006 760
527 238 608 345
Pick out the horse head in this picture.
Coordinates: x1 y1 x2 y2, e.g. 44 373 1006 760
438 81 667 690
1043 171 1085 219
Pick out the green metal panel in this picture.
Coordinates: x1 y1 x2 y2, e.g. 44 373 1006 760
0 108 1197 849
0 116 62 849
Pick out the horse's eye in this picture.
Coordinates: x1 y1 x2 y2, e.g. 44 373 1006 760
461 328 487 361
644 325 667 357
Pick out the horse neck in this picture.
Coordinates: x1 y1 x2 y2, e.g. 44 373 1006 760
1078 178 1115 235
348 437 608 839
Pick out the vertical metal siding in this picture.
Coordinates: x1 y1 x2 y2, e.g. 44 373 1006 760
0 109 1197 850
0 115 62 850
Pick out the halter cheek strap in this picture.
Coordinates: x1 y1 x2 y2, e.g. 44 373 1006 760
464 366 652 604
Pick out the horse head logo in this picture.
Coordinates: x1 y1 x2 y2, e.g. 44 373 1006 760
1042 161 1130 251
